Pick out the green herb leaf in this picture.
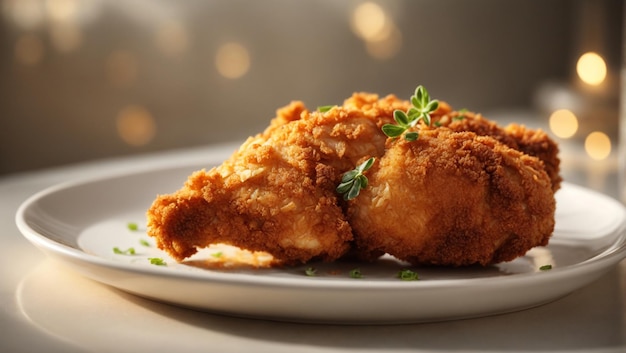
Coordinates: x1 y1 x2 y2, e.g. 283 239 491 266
397 269 419 281
336 157 375 201
404 132 419 141
357 157 375 173
317 105 336 113
139 239 150 247
127 222 139 231
148 257 166 266
346 176 363 200
305 267 317 276
211 251 223 258
382 124 406 138
113 247 136 255
393 110 410 126
341 170 359 183
349 268 363 279
539 264 552 271
336 180 354 194
382 85 439 141
454 108 468 121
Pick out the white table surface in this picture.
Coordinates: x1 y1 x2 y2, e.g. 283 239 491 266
1 143 625 353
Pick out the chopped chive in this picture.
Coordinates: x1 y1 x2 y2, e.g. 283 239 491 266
113 247 136 255
148 257 166 266
349 268 362 279
397 269 419 281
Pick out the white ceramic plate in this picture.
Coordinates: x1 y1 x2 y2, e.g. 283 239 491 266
16 161 626 324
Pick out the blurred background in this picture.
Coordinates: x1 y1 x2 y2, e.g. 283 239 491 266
0 0 623 196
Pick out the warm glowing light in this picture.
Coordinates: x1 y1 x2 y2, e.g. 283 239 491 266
365 23 402 60
155 20 189 57
350 2 401 60
106 50 138 87
45 0 79 23
116 105 156 146
351 2 387 41
584 131 611 160
49 22 82 52
576 52 607 86
548 109 578 139
215 42 250 79
4 0 45 30
14 34 44 66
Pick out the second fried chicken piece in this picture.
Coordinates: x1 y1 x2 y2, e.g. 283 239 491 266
347 128 556 266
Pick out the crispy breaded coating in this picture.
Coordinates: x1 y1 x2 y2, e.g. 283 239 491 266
347 129 555 266
432 110 561 191
147 93 401 264
147 90 560 267
147 151 352 265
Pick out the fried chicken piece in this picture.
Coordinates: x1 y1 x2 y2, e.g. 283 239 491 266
146 93 405 264
147 145 351 265
147 89 559 268
347 128 556 266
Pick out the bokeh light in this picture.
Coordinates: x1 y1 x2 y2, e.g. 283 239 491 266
14 34 44 66
49 22 82 52
106 50 138 87
116 105 156 146
154 20 190 57
365 23 402 60
351 2 387 41
548 109 578 139
3 0 45 30
350 2 402 60
576 52 607 86
215 42 250 79
45 0 80 23
584 131 611 161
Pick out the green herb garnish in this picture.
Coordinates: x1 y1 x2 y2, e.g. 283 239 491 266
305 267 317 276
397 269 419 281
382 85 439 141
127 222 139 231
139 239 150 247
455 108 468 120
113 247 136 255
539 264 553 271
211 251 223 258
349 268 363 279
317 105 336 113
336 157 375 201
148 257 167 266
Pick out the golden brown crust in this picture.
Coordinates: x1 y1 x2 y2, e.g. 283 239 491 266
147 93 402 265
347 129 555 266
147 91 560 267
432 111 561 191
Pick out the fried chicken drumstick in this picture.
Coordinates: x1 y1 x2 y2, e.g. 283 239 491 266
147 87 559 267
147 94 404 264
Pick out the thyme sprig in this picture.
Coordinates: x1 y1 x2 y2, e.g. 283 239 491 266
382 85 439 141
336 157 375 201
